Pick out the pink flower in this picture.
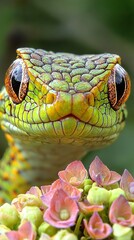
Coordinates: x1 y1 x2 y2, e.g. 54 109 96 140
41 189 56 207
78 200 104 215
41 179 81 207
41 185 51 194
89 156 121 186
6 221 36 240
27 186 42 197
58 180 81 201
83 212 112 239
58 160 88 187
120 169 134 201
109 195 134 226
44 189 79 228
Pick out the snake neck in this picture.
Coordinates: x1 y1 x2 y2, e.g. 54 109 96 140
11 137 87 186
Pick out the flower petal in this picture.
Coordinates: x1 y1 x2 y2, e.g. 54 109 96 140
6 222 36 240
58 160 88 187
41 179 81 207
27 186 42 197
109 195 134 226
120 169 134 201
105 171 121 186
41 189 56 207
78 200 104 214
89 156 110 185
44 189 79 228
84 212 112 239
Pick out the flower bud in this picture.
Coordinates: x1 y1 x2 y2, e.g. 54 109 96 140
87 186 110 205
38 222 57 236
0 203 20 229
53 230 78 240
84 179 93 186
109 188 125 205
21 206 43 228
83 179 93 193
113 223 133 240
12 193 42 211
39 233 51 239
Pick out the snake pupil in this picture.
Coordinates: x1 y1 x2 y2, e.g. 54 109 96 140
108 64 131 110
5 58 29 104
11 65 22 97
115 71 125 102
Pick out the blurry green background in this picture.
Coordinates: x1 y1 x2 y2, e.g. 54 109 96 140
0 0 134 173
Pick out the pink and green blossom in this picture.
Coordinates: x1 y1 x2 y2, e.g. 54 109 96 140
120 169 134 201
0 157 134 239
44 189 79 228
109 195 134 226
6 221 36 240
41 179 81 207
83 212 112 239
89 156 121 186
58 160 88 187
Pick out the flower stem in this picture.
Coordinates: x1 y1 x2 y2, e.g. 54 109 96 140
74 213 84 236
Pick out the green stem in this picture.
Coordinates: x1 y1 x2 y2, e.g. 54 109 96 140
74 213 84 236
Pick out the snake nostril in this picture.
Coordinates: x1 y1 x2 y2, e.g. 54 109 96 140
46 92 56 104
85 92 95 106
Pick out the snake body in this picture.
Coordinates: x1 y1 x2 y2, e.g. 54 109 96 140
0 48 131 203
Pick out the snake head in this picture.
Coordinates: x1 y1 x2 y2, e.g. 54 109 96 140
0 48 131 150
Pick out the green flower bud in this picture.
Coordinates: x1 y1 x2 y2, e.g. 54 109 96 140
105 182 119 190
83 178 93 193
84 185 92 193
87 186 110 205
21 206 43 228
12 193 42 209
39 233 51 239
113 223 133 240
0 203 20 229
62 233 78 240
84 179 93 186
38 222 57 236
53 230 78 240
109 188 125 205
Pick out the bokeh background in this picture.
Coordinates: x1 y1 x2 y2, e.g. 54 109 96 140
0 0 134 173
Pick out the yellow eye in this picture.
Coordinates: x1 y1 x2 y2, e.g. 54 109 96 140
5 59 29 104
108 64 131 110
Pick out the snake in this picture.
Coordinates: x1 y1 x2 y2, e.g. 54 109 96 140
0 48 131 203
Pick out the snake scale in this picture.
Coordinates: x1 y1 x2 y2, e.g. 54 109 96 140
0 48 131 203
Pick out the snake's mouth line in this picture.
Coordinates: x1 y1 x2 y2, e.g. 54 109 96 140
2 114 125 140
58 114 83 121
3 114 125 131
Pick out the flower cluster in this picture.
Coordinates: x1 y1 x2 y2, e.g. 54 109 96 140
0 156 134 239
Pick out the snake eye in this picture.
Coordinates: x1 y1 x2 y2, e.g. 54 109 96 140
108 64 131 110
5 59 29 103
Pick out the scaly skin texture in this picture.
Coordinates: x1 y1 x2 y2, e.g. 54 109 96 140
0 48 131 203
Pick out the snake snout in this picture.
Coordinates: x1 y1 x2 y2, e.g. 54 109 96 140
45 91 92 123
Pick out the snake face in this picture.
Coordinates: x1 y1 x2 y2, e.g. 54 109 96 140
0 48 131 150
